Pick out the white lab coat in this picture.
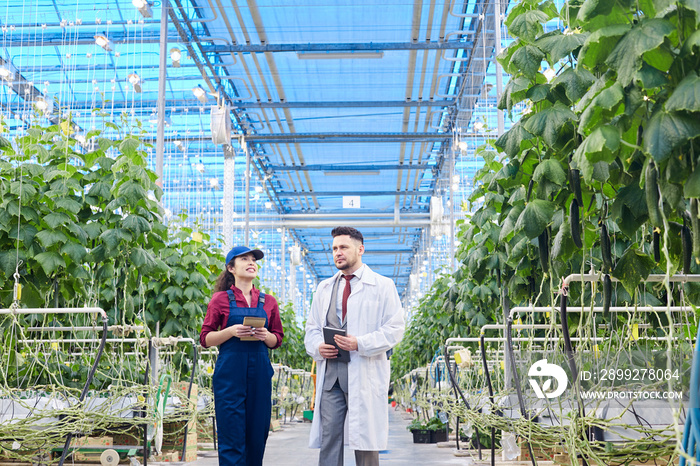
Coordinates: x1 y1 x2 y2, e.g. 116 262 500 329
305 265 405 450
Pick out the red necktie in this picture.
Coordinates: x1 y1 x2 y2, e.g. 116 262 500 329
342 274 354 321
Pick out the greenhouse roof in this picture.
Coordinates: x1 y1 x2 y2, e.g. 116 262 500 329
1 0 513 301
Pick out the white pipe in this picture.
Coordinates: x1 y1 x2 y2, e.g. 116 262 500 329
27 325 146 332
562 273 700 288
0 307 107 318
508 306 692 319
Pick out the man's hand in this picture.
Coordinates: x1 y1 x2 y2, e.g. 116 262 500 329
319 343 339 359
335 334 358 351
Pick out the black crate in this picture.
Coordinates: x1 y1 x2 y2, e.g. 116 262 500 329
431 430 448 443
411 429 431 443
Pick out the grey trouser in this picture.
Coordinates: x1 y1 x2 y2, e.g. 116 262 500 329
319 380 380 466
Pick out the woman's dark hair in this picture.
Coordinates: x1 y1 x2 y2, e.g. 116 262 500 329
214 259 236 292
331 226 364 244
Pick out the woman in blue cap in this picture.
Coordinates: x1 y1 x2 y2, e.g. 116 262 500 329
200 246 284 465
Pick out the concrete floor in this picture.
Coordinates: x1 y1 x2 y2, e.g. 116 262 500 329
190 407 484 465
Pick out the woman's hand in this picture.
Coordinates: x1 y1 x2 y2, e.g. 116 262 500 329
231 324 254 338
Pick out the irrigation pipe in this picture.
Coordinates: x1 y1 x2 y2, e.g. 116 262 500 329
0 307 110 466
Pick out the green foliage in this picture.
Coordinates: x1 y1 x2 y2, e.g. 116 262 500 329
394 0 700 382
269 301 311 371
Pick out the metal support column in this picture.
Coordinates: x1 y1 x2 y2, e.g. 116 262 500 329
223 145 235 252
155 0 169 186
494 0 505 136
243 139 251 246
281 228 287 303
449 147 456 272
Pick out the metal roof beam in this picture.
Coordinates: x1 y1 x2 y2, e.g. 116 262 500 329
3 32 181 47
202 41 474 54
268 164 431 171
228 220 429 227
243 132 451 143
233 100 454 109
306 249 415 255
275 191 430 198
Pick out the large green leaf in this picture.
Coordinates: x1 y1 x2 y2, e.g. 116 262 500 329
60 242 87 263
43 212 71 229
510 45 546 79
578 24 632 69
118 181 147 206
535 30 588 65
643 111 700 162
119 137 141 158
499 76 532 113
54 197 82 214
34 251 66 276
574 125 621 165
522 102 577 147
533 159 567 185
65 221 88 244
665 71 700 112
605 18 675 86
552 67 595 103
495 120 536 158
499 204 525 242
612 246 655 296
87 181 111 200
163 285 184 301
515 199 555 239
577 0 632 30
34 229 68 248
122 214 152 235
685 169 700 197
99 228 133 250
578 82 624 134
509 9 549 41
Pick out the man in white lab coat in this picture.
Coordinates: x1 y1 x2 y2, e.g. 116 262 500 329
305 227 405 466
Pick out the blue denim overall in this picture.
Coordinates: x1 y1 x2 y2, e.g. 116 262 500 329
213 290 274 466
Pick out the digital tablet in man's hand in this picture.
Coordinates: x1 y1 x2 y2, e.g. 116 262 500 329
323 327 350 362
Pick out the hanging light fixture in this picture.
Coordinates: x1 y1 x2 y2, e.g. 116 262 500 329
132 0 153 18
192 85 207 103
0 65 13 80
94 34 113 51
127 73 142 93
34 94 53 114
170 48 182 67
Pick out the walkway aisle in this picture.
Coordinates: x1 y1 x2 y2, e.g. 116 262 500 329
261 406 467 465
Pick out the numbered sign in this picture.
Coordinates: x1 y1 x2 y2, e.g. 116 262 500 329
343 196 361 208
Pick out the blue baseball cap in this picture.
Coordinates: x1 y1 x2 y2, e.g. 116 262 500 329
225 246 264 265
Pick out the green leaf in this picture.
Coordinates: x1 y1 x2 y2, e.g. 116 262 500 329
499 76 532 113
43 212 71 229
643 111 700 163
605 18 675 86
55 197 82 214
509 9 549 41
515 199 555 239
60 242 87 263
535 30 588 65
522 102 577 147
612 246 655 296
574 125 621 165
99 228 133 250
183 285 201 300
87 181 111 200
122 214 152 235
577 0 630 30
34 251 66 276
551 66 596 103
119 137 141 158
163 285 184 301
495 120 536 158
684 169 700 197
510 45 546 79
118 180 147 206
578 24 632 68
533 159 568 186
499 205 525 242
551 218 575 259
578 82 624 134
666 71 700 112
34 229 69 248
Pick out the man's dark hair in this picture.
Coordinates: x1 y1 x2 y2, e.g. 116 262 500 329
331 226 364 244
